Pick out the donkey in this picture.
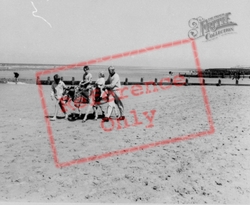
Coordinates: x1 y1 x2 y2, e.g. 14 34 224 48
64 85 118 122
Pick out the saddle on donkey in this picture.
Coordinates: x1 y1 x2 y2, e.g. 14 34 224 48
78 88 90 103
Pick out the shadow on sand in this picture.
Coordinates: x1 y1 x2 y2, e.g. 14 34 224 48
45 111 106 122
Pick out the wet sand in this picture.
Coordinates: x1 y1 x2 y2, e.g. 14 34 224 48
0 83 250 203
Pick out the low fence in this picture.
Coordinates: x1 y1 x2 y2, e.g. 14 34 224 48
36 76 250 86
36 76 174 86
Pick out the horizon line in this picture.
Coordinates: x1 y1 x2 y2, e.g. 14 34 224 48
1 62 250 70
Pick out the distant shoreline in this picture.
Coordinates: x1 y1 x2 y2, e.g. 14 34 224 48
0 78 35 84
1 64 250 85
1 63 249 72
0 64 193 72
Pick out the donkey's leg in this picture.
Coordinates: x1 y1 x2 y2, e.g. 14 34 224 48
92 106 96 116
78 106 81 118
93 101 105 118
93 106 98 120
99 105 105 117
112 105 119 118
82 104 92 122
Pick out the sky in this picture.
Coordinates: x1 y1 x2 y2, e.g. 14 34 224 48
0 0 249 69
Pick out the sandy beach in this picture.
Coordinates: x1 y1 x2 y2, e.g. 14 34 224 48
1 0 250 202
0 82 249 203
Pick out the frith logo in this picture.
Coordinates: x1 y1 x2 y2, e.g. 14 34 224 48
188 12 237 41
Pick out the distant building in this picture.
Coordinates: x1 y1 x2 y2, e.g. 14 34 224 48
204 67 250 75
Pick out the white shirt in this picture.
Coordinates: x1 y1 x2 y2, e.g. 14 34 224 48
51 80 67 98
105 73 121 90
95 77 105 89
79 72 92 85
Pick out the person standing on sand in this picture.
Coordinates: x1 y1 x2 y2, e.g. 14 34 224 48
14 72 19 84
102 66 125 122
50 74 69 121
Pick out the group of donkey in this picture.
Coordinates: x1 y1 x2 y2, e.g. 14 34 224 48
62 84 118 122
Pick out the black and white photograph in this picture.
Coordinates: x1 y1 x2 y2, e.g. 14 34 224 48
0 0 250 203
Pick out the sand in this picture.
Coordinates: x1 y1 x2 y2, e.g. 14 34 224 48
0 83 250 203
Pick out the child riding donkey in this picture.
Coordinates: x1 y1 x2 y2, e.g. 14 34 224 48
77 66 93 101
94 71 119 120
62 67 119 122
